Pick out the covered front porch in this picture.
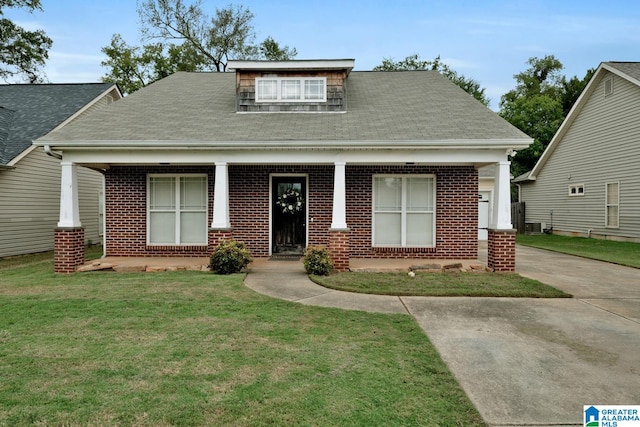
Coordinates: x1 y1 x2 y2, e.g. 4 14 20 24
54 155 515 274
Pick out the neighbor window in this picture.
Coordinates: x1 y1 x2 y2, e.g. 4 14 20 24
148 175 207 245
373 175 435 247
568 184 585 196
605 182 619 228
255 77 326 102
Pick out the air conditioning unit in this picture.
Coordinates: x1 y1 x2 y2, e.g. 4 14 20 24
525 222 545 234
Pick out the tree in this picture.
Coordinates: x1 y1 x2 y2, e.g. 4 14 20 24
101 34 204 94
559 68 595 116
499 55 593 179
373 54 490 106
103 1 297 93
0 0 52 82
260 36 297 61
137 0 296 71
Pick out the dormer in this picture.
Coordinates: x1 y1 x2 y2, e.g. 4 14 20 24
227 59 355 113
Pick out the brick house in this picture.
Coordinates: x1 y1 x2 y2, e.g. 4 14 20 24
35 59 531 273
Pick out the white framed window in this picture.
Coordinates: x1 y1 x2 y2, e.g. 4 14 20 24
605 182 619 228
255 77 326 102
256 79 277 100
373 175 435 247
568 184 585 196
148 175 208 245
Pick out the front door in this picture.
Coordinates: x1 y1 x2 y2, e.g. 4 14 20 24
272 177 306 255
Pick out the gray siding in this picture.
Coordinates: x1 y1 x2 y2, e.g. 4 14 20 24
521 70 640 241
0 148 103 257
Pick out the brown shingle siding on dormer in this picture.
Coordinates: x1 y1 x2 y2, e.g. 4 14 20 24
235 70 348 112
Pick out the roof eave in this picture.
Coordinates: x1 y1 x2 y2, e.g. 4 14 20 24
227 59 355 73
35 138 533 151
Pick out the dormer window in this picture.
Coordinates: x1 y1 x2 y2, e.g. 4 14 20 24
256 77 326 102
229 59 353 112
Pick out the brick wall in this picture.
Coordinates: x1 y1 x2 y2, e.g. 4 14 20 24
103 164 478 261
104 166 213 257
229 165 333 256
54 227 84 273
347 165 478 259
329 229 350 272
208 229 233 254
487 229 516 272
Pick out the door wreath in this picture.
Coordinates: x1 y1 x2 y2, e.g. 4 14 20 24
276 189 304 214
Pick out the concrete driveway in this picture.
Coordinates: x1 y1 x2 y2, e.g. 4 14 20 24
404 245 640 426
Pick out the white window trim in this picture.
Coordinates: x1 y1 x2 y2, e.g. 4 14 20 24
568 184 585 196
605 181 620 229
372 174 436 248
255 77 327 103
147 174 208 245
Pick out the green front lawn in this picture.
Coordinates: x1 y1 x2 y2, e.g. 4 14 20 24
0 254 486 426
517 234 640 268
311 271 570 298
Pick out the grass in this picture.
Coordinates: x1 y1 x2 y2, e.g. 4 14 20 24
0 253 486 426
311 271 570 298
517 234 640 269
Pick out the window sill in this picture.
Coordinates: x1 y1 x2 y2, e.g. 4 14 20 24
146 244 208 250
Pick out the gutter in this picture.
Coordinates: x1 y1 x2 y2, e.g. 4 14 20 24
44 145 63 159
35 138 534 151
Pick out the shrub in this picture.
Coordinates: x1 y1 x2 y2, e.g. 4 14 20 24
209 240 252 274
303 245 333 276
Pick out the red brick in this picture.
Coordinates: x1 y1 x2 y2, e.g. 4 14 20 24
54 228 85 273
99 164 480 262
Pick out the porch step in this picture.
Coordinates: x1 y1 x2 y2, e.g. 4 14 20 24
270 254 302 261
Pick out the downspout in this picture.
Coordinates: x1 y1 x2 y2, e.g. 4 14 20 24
44 145 63 159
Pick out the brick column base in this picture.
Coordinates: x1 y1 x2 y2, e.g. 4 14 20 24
329 228 350 272
54 228 85 273
208 228 233 253
487 229 516 272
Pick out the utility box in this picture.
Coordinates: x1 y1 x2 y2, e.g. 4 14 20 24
525 222 545 234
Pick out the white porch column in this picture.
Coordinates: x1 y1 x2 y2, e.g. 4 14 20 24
58 161 81 228
211 161 230 229
490 160 513 230
331 161 348 229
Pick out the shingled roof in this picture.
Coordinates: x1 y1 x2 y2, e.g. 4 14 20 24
604 62 640 83
38 71 529 144
0 83 115 165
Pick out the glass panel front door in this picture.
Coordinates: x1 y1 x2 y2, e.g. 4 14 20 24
272 177 306 254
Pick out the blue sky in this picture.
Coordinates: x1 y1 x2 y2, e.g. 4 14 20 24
5 0 640 109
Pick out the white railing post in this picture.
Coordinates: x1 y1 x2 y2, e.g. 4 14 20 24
58 161 82 228
491 160 513 230
331 161 348 229
212 162 230 229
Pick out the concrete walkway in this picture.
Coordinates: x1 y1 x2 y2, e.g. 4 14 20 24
243 246 640 427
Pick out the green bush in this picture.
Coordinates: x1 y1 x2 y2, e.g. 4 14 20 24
209 240 252 274
303 245 333 276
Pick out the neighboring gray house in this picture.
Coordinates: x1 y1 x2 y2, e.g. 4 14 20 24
0 83 122 257
516 62 640 242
